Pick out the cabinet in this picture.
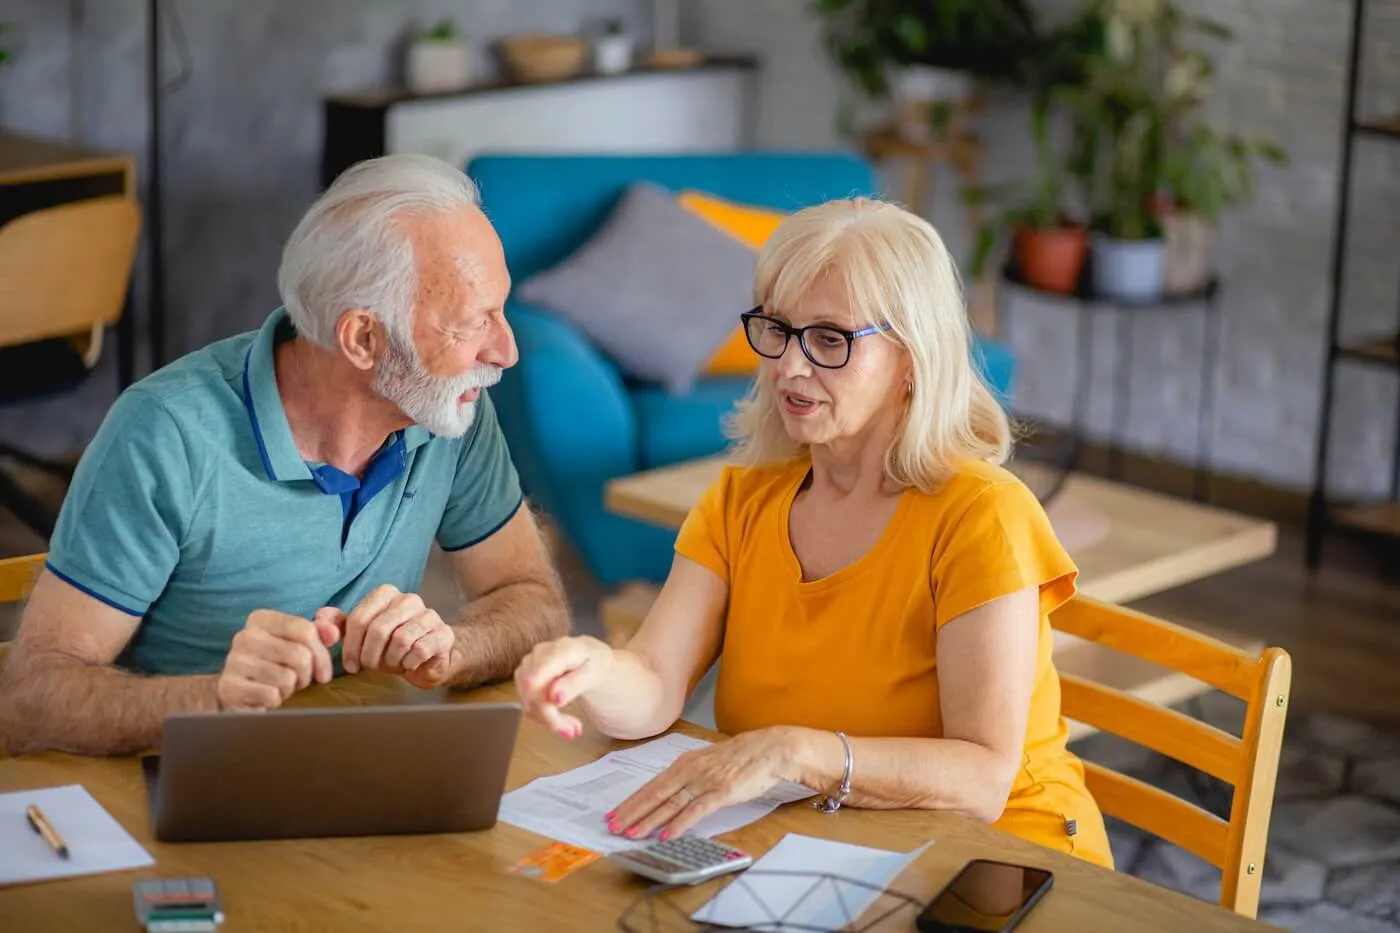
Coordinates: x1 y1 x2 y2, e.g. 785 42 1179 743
321 56 758 189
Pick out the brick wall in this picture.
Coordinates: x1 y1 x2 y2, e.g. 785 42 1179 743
685 0 1400 496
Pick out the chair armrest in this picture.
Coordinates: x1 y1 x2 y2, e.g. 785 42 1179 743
495 301 640 512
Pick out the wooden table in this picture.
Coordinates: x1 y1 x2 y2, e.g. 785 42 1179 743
601 456 1279 739
0 676 1281 931
604 457 1277 604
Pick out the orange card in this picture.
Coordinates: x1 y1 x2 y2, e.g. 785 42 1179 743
508 841 603 883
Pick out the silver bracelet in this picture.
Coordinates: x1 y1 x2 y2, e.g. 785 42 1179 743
813 731 852 813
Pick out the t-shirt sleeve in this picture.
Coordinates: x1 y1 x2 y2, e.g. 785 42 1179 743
46 389 195 617
673 468 734 583
931 479 1078 630
436 392 525 551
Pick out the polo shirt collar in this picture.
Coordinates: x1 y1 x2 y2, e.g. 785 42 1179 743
242 308 433 484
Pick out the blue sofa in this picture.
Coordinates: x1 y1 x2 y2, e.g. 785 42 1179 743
467 152 1015 587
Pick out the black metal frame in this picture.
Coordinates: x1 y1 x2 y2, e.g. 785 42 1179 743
998 265 1223 506
1305 0 1400 568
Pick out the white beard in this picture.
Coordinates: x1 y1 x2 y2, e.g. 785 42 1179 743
371 328 501 438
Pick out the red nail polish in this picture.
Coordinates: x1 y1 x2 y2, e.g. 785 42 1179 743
659 830 670 842
551 691 565 705
608 820 619 833
605 809 616 820
626 828 639 839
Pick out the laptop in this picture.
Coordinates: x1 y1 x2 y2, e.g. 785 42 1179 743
141 702 521 843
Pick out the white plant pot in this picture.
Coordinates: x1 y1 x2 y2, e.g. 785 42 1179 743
406 39 472 94
595 34 634 74
888 65 972 141
1091 234 1166 304
1162 213 1215 294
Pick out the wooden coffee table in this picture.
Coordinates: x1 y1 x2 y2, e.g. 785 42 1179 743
600 456 1278 739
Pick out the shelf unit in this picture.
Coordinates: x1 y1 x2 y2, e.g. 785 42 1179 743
1306 0 1400 567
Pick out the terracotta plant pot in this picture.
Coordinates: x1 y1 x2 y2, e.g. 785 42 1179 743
1013 224 1088 294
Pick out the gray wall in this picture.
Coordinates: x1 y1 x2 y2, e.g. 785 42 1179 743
684 0 1400 498
0 0 648 455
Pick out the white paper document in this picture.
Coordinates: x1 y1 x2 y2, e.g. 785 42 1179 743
498 733 815 854
0 784 154 886
693 833 932 930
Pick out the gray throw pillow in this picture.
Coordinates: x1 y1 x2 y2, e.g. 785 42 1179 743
515 182 757 394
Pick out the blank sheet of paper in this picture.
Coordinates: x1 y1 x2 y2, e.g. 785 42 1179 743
692 833 932 929
0 784 154 886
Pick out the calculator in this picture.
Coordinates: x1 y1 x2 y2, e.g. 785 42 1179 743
132 878 224 932
608 835 754 885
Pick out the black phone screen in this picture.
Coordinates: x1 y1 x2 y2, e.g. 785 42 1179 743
916 859 1054 933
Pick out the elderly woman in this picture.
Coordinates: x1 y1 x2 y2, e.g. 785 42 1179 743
513 198 1113 868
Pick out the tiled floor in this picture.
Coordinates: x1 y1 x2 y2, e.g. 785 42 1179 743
1078 691 1400 931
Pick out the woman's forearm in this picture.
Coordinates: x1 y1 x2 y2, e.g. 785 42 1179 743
574 649 678 741
788 729 1019 823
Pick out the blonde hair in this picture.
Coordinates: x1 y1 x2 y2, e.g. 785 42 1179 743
725 197 1012 493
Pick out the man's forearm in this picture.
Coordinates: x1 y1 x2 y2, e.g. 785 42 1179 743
0 653 219 757
445 580 569 687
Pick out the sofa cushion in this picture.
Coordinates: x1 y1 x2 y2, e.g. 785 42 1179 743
515 182 756 395
678 190 791 378
630 376 753 469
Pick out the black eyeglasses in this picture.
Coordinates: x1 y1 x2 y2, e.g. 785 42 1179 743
740 308 892 370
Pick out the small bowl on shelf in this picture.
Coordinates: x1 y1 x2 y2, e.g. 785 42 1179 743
496 33 587 82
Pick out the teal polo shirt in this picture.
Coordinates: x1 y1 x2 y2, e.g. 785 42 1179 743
46 308 523 676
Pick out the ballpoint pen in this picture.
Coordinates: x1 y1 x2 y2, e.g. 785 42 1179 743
26 804 69 859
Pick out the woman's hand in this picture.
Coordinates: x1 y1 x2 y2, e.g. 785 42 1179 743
513 635 615 739
607 727 803 842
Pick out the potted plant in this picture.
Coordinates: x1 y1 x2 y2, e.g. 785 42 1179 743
967 101 1089 294
594 19 634 75
1159 125 1286 291
812 0 1042 140
1055 0 1176 303
406 19 472 94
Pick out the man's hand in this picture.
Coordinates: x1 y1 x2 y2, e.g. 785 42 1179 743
217 609 341 711
340 585 455 689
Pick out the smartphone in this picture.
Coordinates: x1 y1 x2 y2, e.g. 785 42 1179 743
915 859 1053 933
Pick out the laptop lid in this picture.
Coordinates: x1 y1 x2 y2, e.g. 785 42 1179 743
145 702 521 843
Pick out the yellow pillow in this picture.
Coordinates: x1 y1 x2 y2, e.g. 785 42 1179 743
676 190 788 376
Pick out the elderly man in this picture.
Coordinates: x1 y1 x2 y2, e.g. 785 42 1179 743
0 154 569 756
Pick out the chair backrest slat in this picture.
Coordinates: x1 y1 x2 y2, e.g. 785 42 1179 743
0 196 141 347
1052 597 1258 700
1051 595 1290 919
1060 674 1242 783
0 554 45 604
1083 761 1229 866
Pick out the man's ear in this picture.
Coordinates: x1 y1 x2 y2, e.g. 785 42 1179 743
336 309 380 372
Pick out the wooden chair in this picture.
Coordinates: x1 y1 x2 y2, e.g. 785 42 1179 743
1051 595 1291 919
0 552 46 665
0 195 141 537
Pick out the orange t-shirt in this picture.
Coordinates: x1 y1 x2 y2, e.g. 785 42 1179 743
674 457 1113 868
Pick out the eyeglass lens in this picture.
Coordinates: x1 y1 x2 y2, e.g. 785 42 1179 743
744 315 850 368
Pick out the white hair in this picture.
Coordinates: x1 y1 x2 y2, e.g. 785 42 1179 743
277 153 481 348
